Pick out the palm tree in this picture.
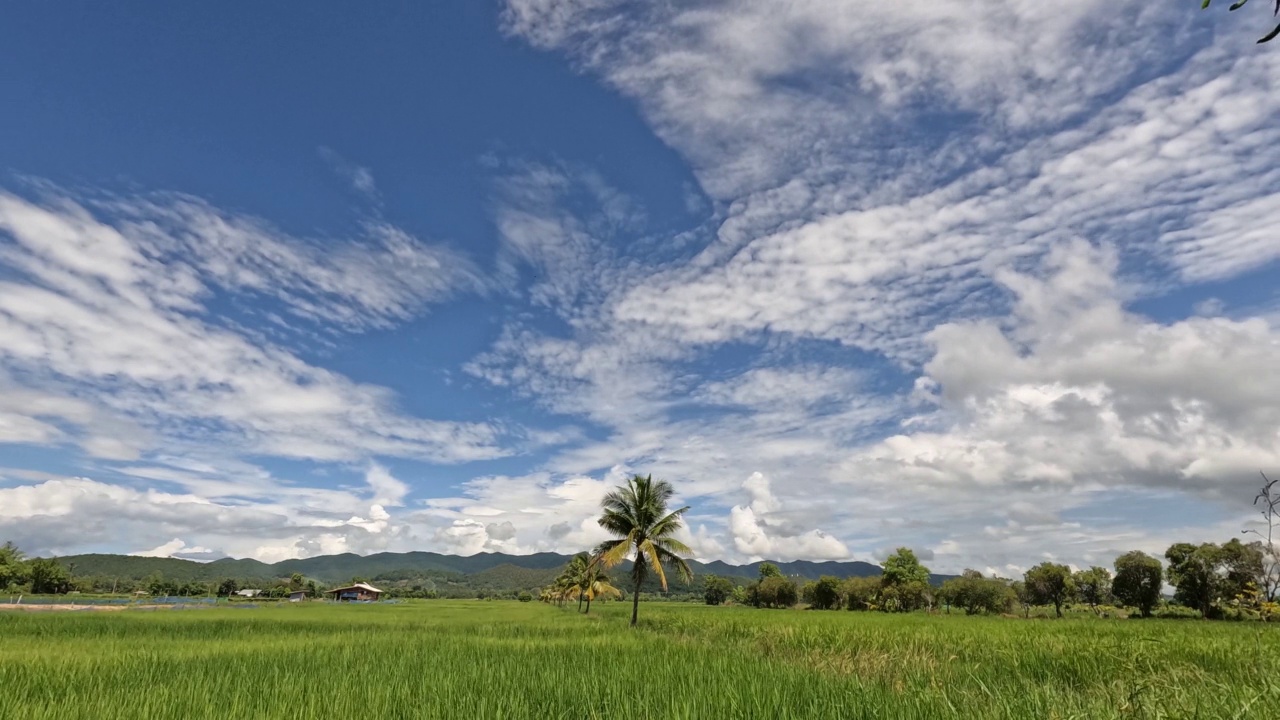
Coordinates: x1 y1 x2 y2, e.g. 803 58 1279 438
565 552 591 612
580 564 621 615
596 474 693 626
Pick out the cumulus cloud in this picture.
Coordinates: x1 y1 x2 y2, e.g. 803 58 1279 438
727 473 850 562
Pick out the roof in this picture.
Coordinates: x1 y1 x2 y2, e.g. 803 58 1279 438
327 582 383 594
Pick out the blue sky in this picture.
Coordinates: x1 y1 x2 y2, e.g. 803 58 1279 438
1 1 1278 574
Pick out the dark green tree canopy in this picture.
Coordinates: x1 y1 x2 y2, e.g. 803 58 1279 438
1024 563 1074 618
1113 551 1163 617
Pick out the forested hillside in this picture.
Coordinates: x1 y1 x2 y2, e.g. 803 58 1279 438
38 549 925 597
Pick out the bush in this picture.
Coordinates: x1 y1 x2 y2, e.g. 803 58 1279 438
808 576 842 610
1153 604 1201 620
703 575 734 606
842 576 880 611
756 576 798 608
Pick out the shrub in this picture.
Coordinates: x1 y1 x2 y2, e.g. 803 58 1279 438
517 591 533 603
756 576 798 608
842 576 880 611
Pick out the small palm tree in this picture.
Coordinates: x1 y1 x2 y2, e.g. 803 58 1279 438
596 474 693 626
580 564 621 615
565 552 591 612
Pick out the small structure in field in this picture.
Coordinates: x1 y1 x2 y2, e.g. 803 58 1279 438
234 589 262 598
288 591 307 602
327 583 383 602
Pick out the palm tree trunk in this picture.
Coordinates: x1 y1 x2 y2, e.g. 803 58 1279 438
631 576 642 626
577 591 583 613
585 596 592 614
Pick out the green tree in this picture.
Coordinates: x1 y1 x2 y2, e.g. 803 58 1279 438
1197 0 1280 44
757 562 782 579
808 576 842 610
1010 580 1033 618
881 548 932 612
882 548 930 586
1113 551 1163 618
1164 539 1265 617
1024 562 1074 618
703 575 734 606
579 560 621 614
290 573 304 590
517 590 533 602
939 570 1016 615
564 552 592 612
595 474 694 626
28 558 73 594
217 578 240 597
842 576 880 611
1073 566 1113 611
799 581 818 605
0 541 29 591
1218 538 1264 603
756 576 798 608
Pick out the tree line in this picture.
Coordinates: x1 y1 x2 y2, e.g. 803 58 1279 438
694 538 1276 621
562 473 1280 623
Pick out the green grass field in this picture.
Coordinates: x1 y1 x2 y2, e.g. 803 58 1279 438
2 601 1276 719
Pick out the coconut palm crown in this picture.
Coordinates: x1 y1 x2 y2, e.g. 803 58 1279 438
595 474 693 626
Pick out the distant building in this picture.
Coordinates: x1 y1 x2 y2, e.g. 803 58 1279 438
326 583 383 602
234 589 262 598
288 591 307 602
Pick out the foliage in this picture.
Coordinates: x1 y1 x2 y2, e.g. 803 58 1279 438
27 558 73 595
881 548 930 587
1198 0 1280 44
595 474 693 626
841 576 881 611
0 542 29 590
517 591 533 602
1113 551 1163 618
1073 567 1113 611
808 576 842 610
1166 539 1264 618
702 575 734 606
758 562 782 579
1024 563 1074 618
755 576 799 608
939 570 1016 615
877 548 933 612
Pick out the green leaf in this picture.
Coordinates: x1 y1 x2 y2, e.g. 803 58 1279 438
1260 22 1280 42
1201 0 1212 9
1229 0 1248 10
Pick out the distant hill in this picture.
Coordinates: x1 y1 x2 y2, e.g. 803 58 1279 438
54 550 952 592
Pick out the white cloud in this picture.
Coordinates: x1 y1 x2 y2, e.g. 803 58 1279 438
365 464 410 507
131 538 213 559
318 146 380 202
727 473 850 562
0 190 505 464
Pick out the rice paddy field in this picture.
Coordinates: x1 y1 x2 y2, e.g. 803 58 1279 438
1 601 1277 719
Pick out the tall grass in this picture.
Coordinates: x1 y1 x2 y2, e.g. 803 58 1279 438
1 601 1275 719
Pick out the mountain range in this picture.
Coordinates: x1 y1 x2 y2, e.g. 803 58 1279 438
54 551 956 593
